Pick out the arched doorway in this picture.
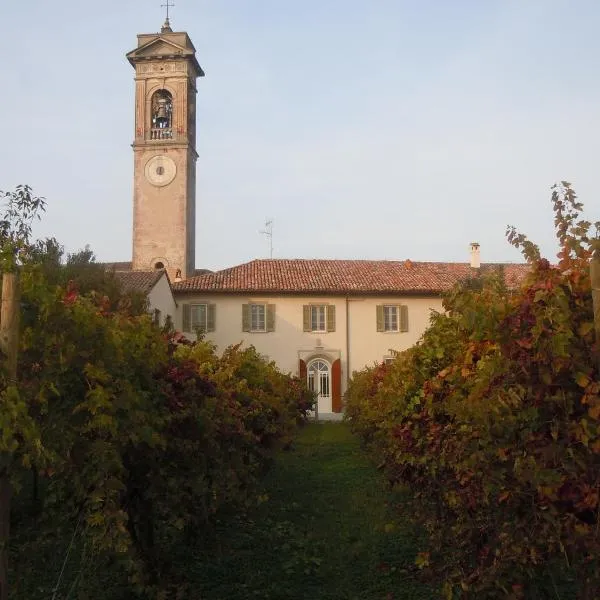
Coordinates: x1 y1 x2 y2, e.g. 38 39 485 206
307 359 331 414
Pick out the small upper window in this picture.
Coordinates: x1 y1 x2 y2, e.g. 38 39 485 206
383 305 399 332
376 304 408 333
242 303 275 333
191 304 207 332
250 303 266 332
310 305 326 332
303 304 336 333
154 261 165 269
182 303 216 334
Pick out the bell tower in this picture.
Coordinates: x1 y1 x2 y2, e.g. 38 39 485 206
127 16 204 279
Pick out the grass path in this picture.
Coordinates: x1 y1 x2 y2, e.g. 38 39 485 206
187 423 431 600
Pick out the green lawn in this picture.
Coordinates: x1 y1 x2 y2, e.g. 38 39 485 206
185 423 431 600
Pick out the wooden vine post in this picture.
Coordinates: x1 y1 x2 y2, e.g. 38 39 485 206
592 249 600 373
0 272 20 600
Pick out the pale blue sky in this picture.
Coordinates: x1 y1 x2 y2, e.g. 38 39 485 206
1 0 599 270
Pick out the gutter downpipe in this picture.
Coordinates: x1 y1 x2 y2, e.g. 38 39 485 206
345 295 351 393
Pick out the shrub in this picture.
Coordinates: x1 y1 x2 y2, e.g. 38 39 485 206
4 248 312 597
346 183 600 598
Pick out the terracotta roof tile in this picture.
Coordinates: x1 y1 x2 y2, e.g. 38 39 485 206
114 270 165 294
173 259 530 295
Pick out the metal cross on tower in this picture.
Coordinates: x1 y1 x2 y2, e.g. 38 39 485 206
161 0 175 21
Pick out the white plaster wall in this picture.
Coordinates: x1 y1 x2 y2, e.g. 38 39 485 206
174 293 444 395
176 294 348 381
346 296 443 376
147 274 177 326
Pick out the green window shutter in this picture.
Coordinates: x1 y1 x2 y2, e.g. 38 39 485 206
267 304 276 332
400 304 409 332
327 305 336 332
207 303 216 332
303 305 310 332
242 304 250 332
182 304 191 332
376 305 384 332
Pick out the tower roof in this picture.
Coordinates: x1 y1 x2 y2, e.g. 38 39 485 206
126 30 204 77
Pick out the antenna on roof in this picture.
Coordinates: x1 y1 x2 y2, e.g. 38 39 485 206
260 219 273 259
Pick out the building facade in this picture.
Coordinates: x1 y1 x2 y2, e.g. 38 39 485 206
170 259 529 414
175 292 443 413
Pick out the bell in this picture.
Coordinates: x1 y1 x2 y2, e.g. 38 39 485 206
155 98 169 127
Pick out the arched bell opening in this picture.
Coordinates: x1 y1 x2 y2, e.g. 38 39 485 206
154 261 165 269
150 89 173 139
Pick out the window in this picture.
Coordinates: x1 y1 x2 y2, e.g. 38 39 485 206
153 308 162 326
376 304 409 333
383 357 395 365
242 303 276 333
250 303 266 332
311 305 326 332
384 305 398 332
182 303 216 333
191 304 208 331
303 304 336 332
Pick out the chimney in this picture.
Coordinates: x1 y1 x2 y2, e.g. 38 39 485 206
470 242 481 269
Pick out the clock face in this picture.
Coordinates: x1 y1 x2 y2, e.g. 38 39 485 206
145 155 177 187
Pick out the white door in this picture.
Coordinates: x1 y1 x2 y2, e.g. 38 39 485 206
307 359 332 414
